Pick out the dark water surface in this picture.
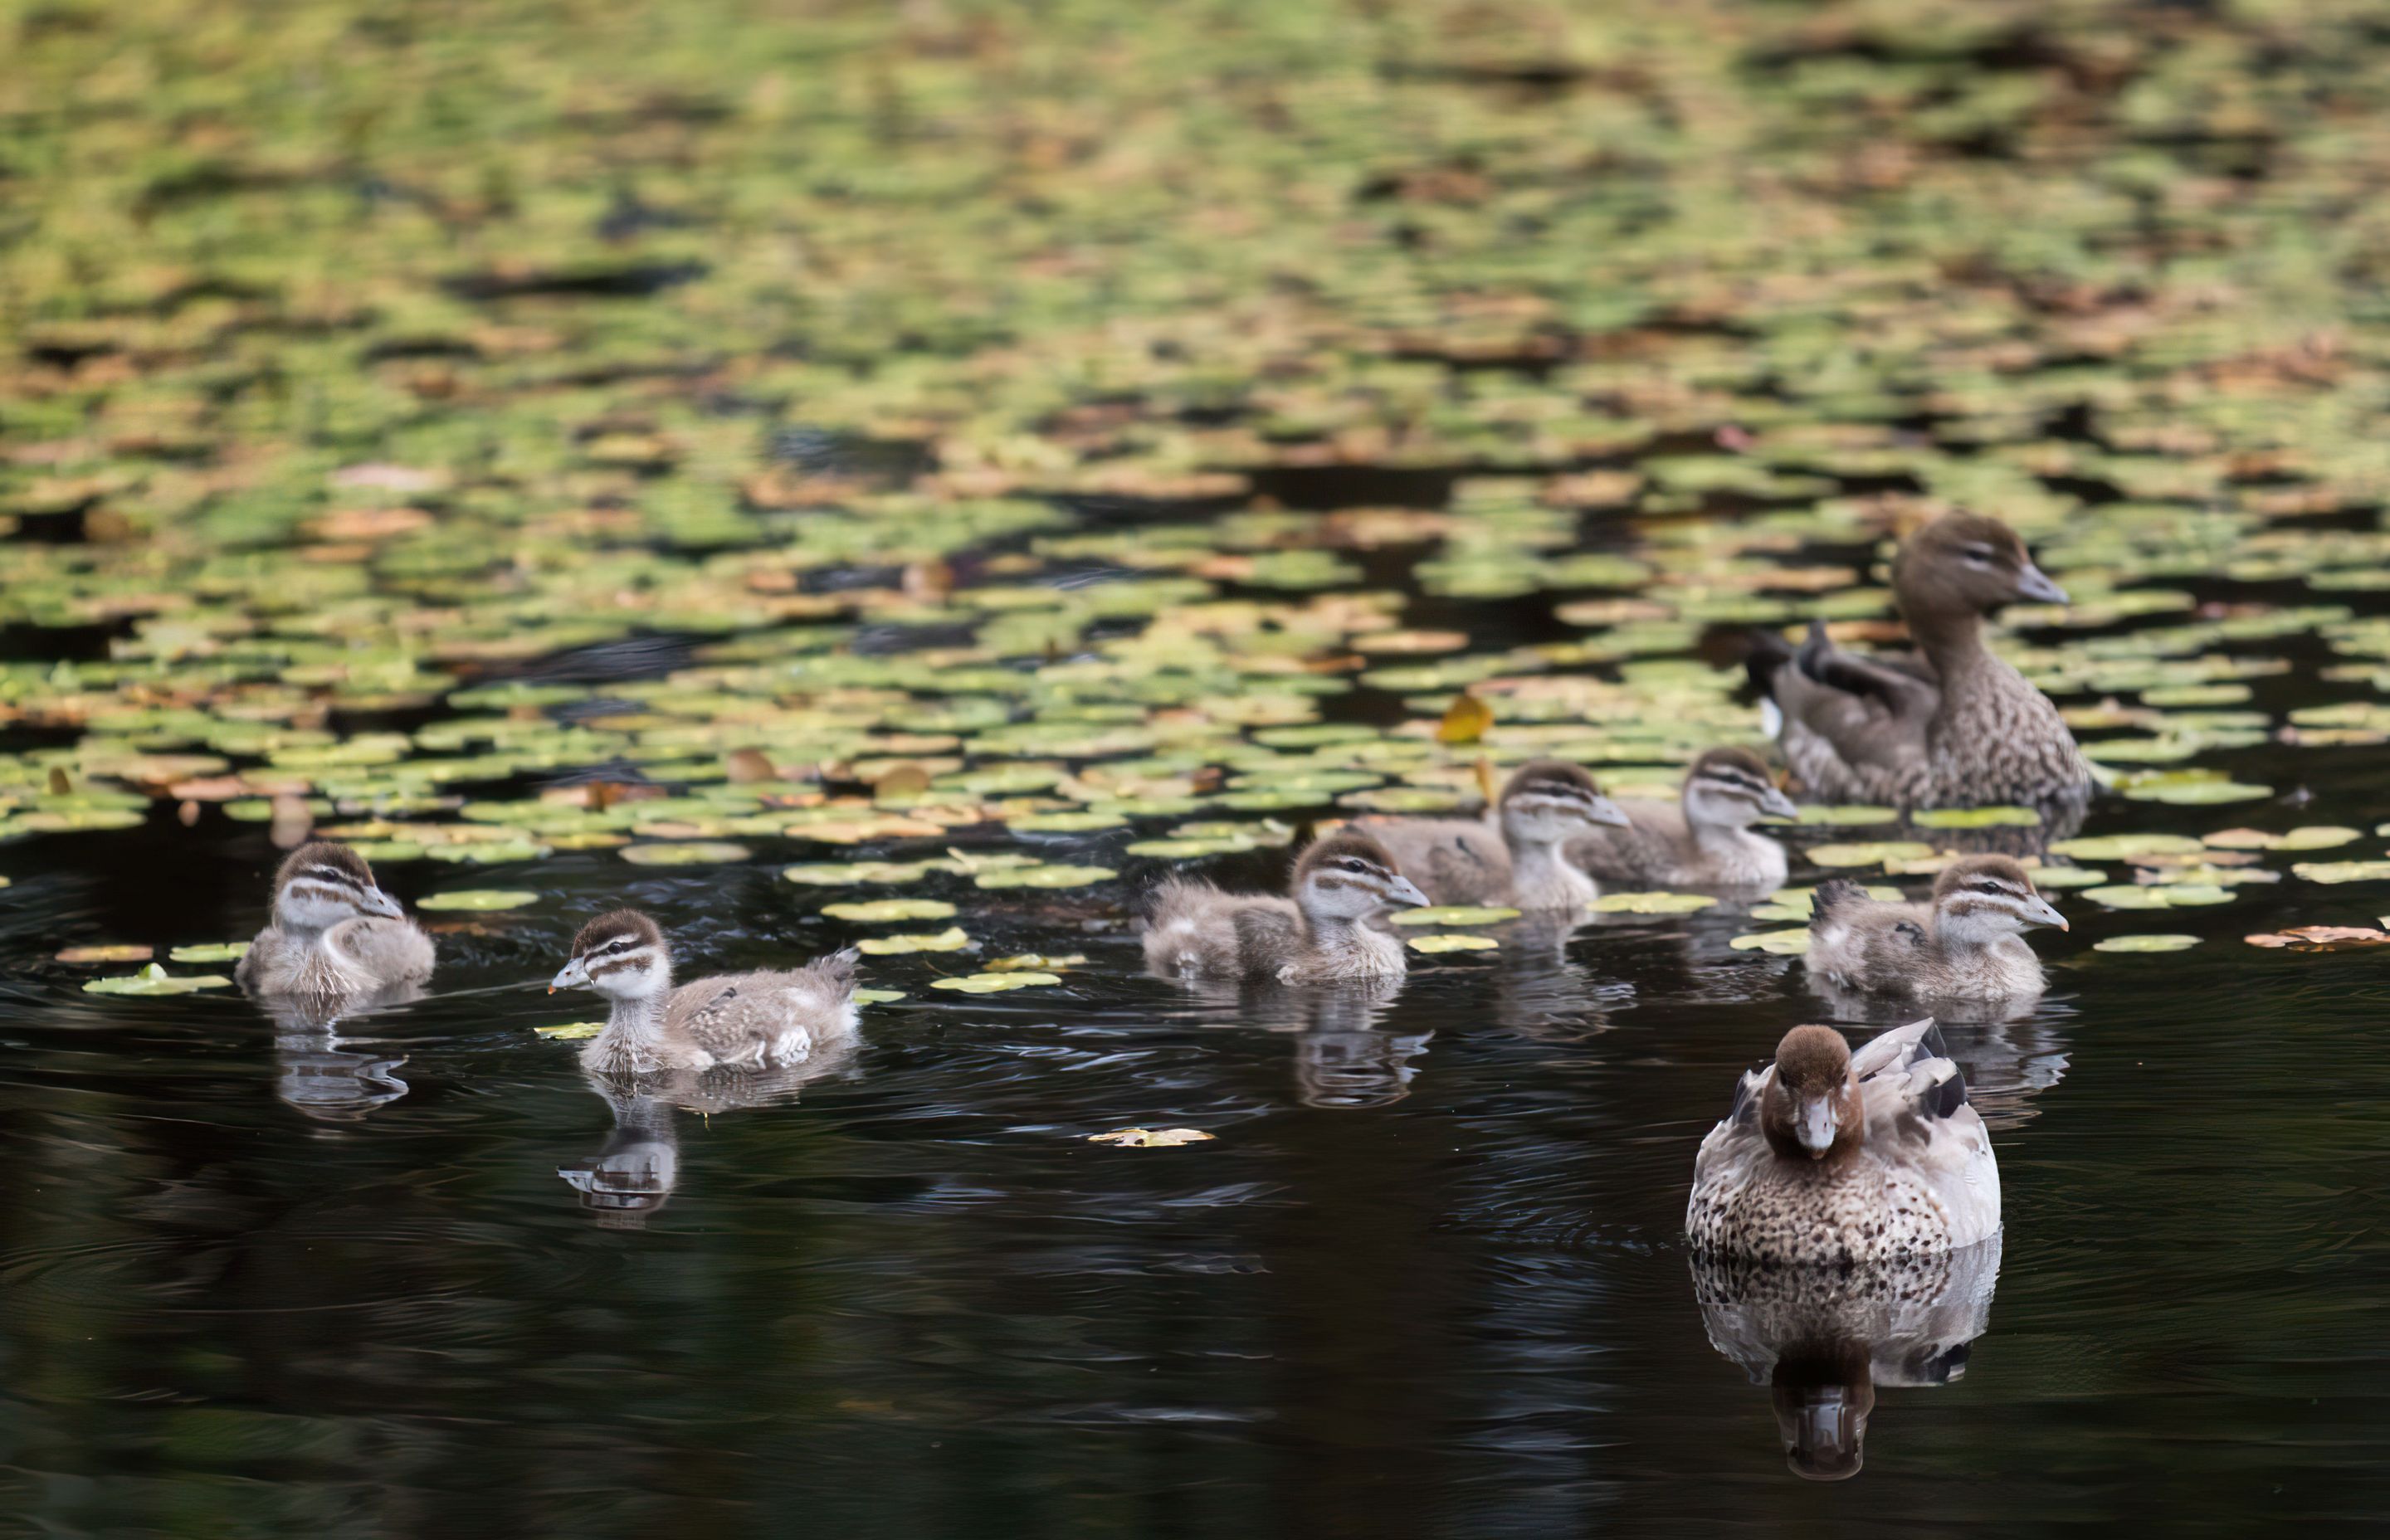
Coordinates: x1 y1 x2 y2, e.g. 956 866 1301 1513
3 648 2389 1538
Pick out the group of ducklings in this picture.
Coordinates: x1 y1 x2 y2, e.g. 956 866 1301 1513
235 510 2086 1271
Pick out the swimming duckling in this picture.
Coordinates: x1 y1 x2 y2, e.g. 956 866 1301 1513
235 841 435 1006
1568 747 1798 891
1685 1018 2001 1264
1749 512 2090 808
1806 855 2066 1001
1143 830 1431 984
549 909 860 1076
1360 760 1628 909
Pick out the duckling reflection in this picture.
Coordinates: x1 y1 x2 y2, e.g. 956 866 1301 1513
1482 923 1633 1043
258 983 420 1122
558 1050 861 1227
1175 974 1430 1109
560 1078 680 1228
1692 1234 2002 1481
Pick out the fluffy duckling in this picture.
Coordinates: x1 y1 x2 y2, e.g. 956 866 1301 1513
1360 760 1628 909
1806 855 2066 1001
1568 747 1798 890
1143 830 1431 984
550 910 860 1076
235 841 435 1005
1749 512 2090 808
1686 1018 2001 1264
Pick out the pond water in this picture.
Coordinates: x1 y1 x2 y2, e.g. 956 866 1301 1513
5 543 2390 1535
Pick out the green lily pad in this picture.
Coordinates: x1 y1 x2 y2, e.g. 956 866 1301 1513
2290 861 2390 885
1749 885 1903 922
973 864 1117 889
1407 933 1499 953
930 971 1062 992
1910 806 2041 829
1805 841 1937 869
853 987 908 1005
2081 884 2232 909
2092 934 2202 953
1729 930 1812 954
2049 834 2206 861
856 928 972 955
1593 891 1720 914
783 860 935 885
621 841 753 865
1389 905 1523 928
822 899 958 922
168 942 252 963
1793 805 1900 826
84 963 232 996
534 1021 605 1040
417 889 539 911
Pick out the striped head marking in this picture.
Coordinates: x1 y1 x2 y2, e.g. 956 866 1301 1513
553 909 672 1000
1292 831 1431 923
1683 747 1799 830
271 841 404 932
1763 1025 1861 1163
1931 856 2067 943
1895 511 2067 620
1497 759 1628 846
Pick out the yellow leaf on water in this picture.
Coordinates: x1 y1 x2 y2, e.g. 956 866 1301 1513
1437 693 1493 746
534 1021 604 1040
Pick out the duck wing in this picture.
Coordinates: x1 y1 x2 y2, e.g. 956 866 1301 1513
1363 816 1510 906
1855 1016 2002 1246
1768 622 1939 778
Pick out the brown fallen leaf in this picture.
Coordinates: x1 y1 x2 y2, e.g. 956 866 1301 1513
2244 926 2390 951
1086 1128 1216 1148
725 748 779 783
873 763 932 801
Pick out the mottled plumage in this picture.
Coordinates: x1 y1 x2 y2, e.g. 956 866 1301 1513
235 841 435 1007
1752 513 2090 808
1568 747 1797 890
1363 760 1627 909
1806 855 2066 1002
1686 1020 2002 1265
552 909 861 1075
1142 830 1429 983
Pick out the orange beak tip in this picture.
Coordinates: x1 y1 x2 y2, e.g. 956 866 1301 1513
546 985 557 994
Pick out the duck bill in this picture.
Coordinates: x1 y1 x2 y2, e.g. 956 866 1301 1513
2014 564 2069 605
1585 794 1632 829
1757 786 1801 821
550 958 592 993
1796 1095 1839 1157
1385 875 1432 909
361 886 406 920
2025 896 2069 931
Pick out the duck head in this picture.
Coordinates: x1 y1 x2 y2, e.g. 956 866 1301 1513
1761 1025 1865 1163
1930 855 2068 945
271 841 407 933
1892 511 2067 623
1496 759 1630 848
551 909 673 1001
1290 831 1431 924
1770 1339 1875 1482
1680 747 1799 831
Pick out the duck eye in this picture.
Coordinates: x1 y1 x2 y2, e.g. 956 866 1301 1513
1342 858 1366 872
1977 880 2002 894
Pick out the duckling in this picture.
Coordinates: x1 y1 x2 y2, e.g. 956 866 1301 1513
1806 855 2066 1001
549 909 860 1076
1685 1018 2001 1264
1360 760 1628 909
235 841 435 1006
1143 830 1431 984
1567 747 1798 891
1749 512 2090 808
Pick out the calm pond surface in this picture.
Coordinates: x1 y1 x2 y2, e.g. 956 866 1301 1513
4 568 2390 1536
12 0 2390 1533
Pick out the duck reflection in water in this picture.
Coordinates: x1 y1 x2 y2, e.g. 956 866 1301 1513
560 1048 861 1227
1691 1235 2002 1481
1810 977 2075 1133
257 983 421 1122
1168 974 1430 1109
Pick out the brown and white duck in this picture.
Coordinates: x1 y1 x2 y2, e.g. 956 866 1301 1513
1360 760 1628 910
1143 830 1431 984
235 841 435 1006
1750 512 2090 808
1805 855 2066 1001
1685 1018 2002 1265
549 910 860 1075
1567 747 1798 891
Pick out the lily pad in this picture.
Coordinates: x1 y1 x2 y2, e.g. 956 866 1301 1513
1910 807 2041 829
783 860 935 885
853 988 909 1005
168 942 251 963
822 899 959 922
973 864 1116 889
418 889 539 911
534 1021 605 1040
1086 1127 1214 1147
2290 861 2390 885
2080 884 2232 909
856 928 972 955
56 943 154 964
1593 891 1720 914
930 970 1062 992
83 963 232 996
1389 905 1522 928
1729 930 1812 954
1804 841 1936 869
1407 933 1499 953
621 841 753 865
2092 934 2202 953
